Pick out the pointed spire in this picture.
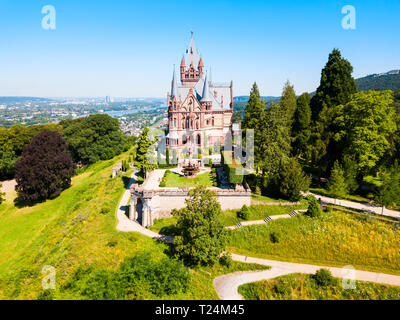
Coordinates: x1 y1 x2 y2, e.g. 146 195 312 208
201 72 212 102
180 55 185 67
198 57 204 67
171 66 178 98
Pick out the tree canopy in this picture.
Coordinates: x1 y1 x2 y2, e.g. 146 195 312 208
61 114 128 165
172 186 227 267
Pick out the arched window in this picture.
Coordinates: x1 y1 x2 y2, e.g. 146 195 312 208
174 119 176 127
212 118 215 126
197 134 201 145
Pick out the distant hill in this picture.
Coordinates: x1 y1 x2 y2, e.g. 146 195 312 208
234 96 280 103
356 70 400 91
0 96 53 103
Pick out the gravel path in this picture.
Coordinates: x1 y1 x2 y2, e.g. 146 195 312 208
115 169 400 300
307 192 400 219
214 253 400 300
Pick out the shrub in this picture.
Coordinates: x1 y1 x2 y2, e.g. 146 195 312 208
313 268 336 287
237 205 251 220
219 252 232 268
305 195 322 218
269 231 282 243
221 151 244 184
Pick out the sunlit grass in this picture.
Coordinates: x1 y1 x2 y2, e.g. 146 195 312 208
227 210 400 275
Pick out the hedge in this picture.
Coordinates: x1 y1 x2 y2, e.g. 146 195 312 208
221 151 244 184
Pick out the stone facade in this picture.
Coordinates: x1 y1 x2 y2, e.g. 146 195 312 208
129 183 251 227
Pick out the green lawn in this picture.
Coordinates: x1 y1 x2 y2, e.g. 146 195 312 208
161 171 213 188
220 203 308 226
0 151 267 300
239 273 400 300
227 210 400 275
150 203 309 234
251 194 306 204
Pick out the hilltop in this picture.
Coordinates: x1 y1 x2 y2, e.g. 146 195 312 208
356 70 400 91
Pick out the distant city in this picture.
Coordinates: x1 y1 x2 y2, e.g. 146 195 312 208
0 96 167 136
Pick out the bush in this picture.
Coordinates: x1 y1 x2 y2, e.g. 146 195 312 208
237 205 251 220
305 195 322 218
221 151 244 184
313 268 336 287
219 252 232 268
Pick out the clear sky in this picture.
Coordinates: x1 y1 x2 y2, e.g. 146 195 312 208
0 0 399 98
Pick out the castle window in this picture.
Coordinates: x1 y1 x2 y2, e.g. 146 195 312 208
212 118 215 126
174 119 177 127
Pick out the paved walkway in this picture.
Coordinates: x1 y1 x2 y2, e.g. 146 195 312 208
307 192 400 219
214 253 400 300
115 171 173 243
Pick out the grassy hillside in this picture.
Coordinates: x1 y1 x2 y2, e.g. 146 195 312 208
239 273 400 300
356 72 400 91
0 151 265 299
227 210 400 275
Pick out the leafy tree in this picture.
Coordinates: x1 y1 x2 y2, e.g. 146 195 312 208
172 186 227 267
292 93 311 157
305 195 322 218
61 114 127 165
0 151 17 179
334 90 396 175
134 127 157 176
327 160 348 202
15 131 74 203
165 148 170 166
276 158 310 202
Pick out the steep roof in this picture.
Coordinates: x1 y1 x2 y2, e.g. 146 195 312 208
200 74 212 102
185 36 199 69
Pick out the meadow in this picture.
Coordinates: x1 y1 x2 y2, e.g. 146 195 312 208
0 151 266 299
227 211 400 275
238 273 400 300
150 203 308 235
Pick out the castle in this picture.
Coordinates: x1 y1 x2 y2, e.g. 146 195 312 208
165 34 234 158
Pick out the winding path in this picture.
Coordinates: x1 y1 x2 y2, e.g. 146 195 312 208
115 171 400 300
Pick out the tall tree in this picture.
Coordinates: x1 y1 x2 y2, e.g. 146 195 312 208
172 186 227 267
309 49 357 173
280 81 297 126
292 93 311 158
15 131 74 203
242 83 267 170
310 49 357 120
276 157 310 201
134 127 157 176
327 160 348 203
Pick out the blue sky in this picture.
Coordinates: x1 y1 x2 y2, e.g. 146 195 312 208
0 0 399 97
